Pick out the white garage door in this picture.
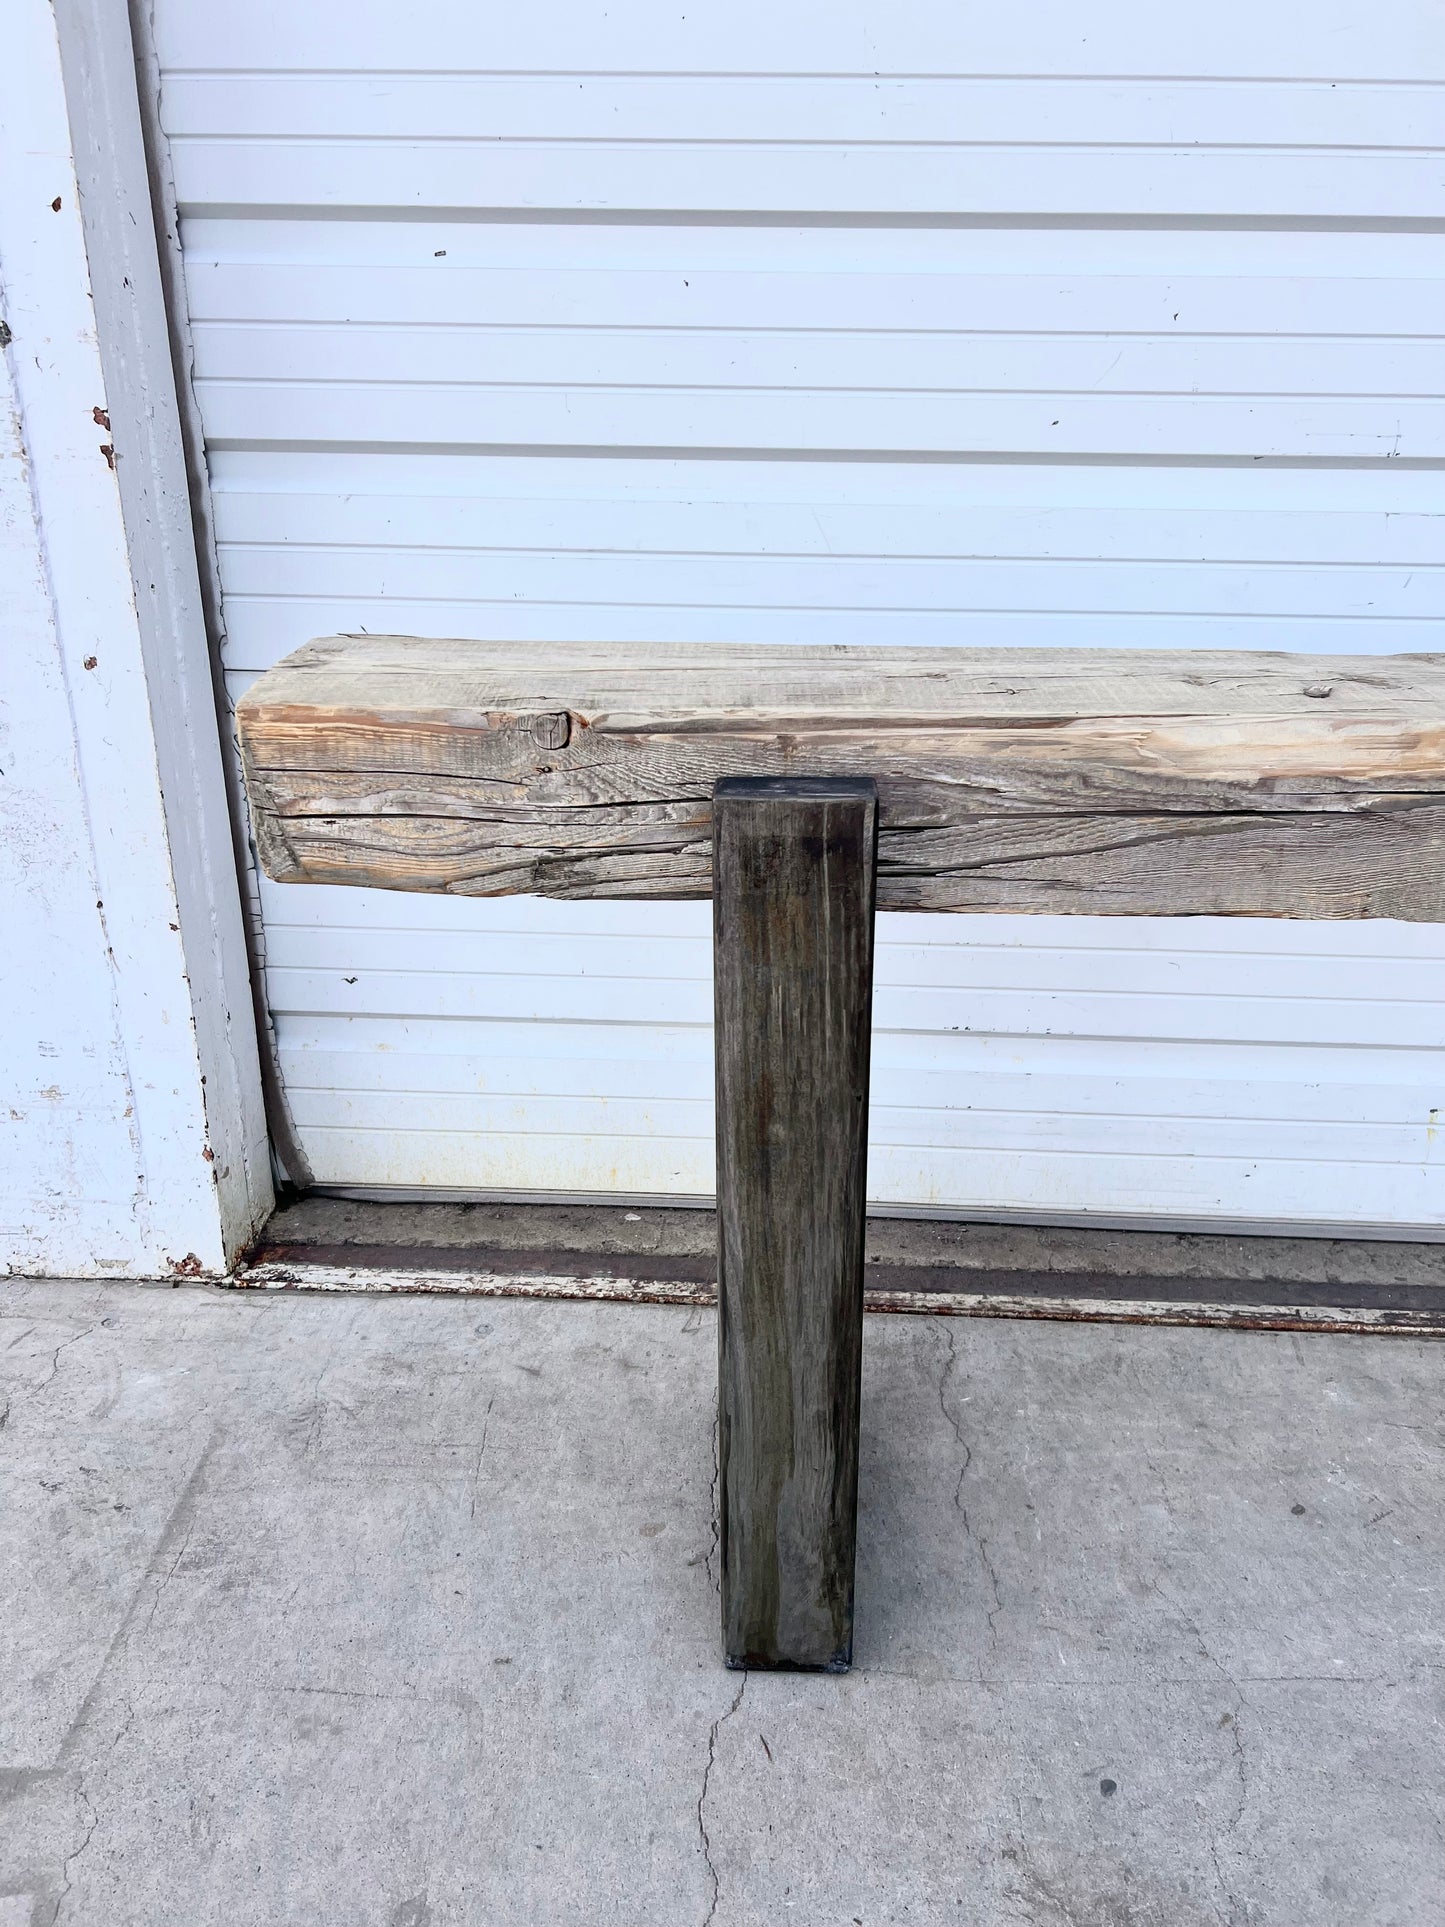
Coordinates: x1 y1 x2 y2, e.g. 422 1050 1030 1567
151 1 1445 1233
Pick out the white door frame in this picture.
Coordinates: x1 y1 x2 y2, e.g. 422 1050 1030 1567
1 0 273 1269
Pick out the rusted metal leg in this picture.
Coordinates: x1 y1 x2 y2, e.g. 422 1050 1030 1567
713 776 877 1671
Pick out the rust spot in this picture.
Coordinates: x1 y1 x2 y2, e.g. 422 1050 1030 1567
92 406 110 430
82 656 97 670
50 196 62 212
201 1146 215 1163
99 444 115 470
169 1252 205 1278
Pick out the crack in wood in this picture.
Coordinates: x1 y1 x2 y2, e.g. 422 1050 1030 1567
238 639 1445 920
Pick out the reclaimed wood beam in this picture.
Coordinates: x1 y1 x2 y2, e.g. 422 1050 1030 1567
714 778 876 1671
237 636 1445 918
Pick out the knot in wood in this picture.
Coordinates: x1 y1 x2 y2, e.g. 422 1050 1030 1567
525 711 572 751
235 639 1445 920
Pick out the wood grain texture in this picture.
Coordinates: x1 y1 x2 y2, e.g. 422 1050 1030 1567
715 779 876 1670
238 637 1445 918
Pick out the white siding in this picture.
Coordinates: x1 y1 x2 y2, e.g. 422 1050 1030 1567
152 0 1445 1232
1 0 269 1277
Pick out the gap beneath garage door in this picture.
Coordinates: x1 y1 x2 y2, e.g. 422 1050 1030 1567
238 1196 1445 1336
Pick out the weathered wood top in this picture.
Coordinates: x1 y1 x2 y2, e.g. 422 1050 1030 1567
237 637 1445 918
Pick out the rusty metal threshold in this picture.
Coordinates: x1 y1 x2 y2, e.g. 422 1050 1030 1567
236 1200 1445 1337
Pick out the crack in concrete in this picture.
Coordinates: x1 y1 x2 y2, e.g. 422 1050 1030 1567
469 1396 495 1524
58 1428 220 1765
696 1676 745 1927
35 1323 100 1400
303 1325 345 1460
1003 1849 1096 1927
138 1453 216 1646
276 1683 422 1704
1143 1569 1250 1925
42 1783 99 1927
705 1411 721 1597
100 1697 138 1769
938 1327 1003 1660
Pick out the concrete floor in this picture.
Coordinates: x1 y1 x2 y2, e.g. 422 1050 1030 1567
1 1280 1441 1925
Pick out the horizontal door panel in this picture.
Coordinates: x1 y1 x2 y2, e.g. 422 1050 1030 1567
169 137 1445 221
261 921 1445 1004
292 1125 1445 1232
264 965 1445 1048
194 322 1444 407
215 544 1445 622
286 1084 1439 1167
279 1041 1442 1131
212 487 1444 569
196 377 1443 460
162 75 1445 151
186 260 1445 340
152 0 1445 84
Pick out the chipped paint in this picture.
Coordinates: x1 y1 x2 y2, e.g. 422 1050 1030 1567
231 1259 1445 1337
